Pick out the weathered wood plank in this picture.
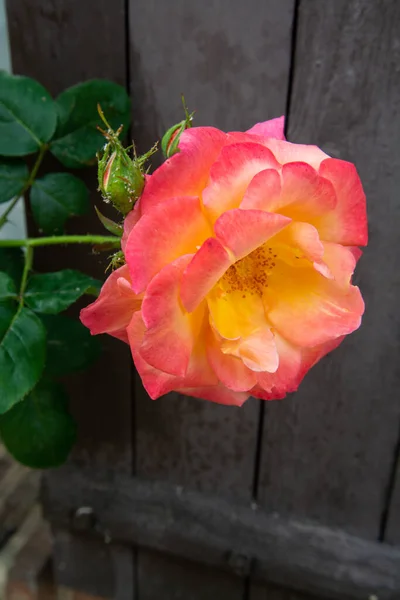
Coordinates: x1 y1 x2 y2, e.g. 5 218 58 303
128 1 295 597
254 0 400 546
6 2 135 597
385 447 400 543
43 468 400 600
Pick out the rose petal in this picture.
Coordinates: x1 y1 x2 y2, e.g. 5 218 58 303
180 237 232 313
318 158 368 246
266 260 365 347
214 209 291 261
254 334 345 400
177 384 249 406
279 162 337 220
263 138 330 169
128 311 179 399
239 328 279 373
140 256 197 377
121 203 141 253
246 116 285 140
80 264 141 343
125 196 212 294
321 242 358 288
206 328 257 392
140 127 226 215
207 287 266 341
202 142 280 223
240 169 282 211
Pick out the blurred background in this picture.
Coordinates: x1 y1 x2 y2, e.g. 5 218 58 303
1 1 400 599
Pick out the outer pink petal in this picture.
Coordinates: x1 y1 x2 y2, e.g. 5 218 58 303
214 209 291 261
80 265 141 343
140 127 226 215
140 256 194 377
202 143 280 223
318 158 368 246
240 169 281 211
279 162 337 219
125 196 211 294
180 237 232 313
206 329 257 392
177 384 249 406
246 116 285 140
263 139 330 169
321 242 358 288
128 311 180 399
254 334 344 400
121 203 141 253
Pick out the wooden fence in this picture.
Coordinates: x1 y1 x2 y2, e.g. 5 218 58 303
5 1 400 598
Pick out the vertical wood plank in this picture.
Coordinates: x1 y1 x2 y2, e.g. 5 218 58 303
6 2 135 598
128 1 295 598
254 0 400 543
385 447 400 543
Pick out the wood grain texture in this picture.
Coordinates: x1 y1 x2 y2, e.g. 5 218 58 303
128 2 295 597
255 0 400 542
42 468 400 600
385 450 400 543
6 2 135 597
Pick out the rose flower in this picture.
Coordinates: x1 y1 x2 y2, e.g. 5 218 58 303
81 117 367 406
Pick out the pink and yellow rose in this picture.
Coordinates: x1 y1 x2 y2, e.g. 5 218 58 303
81 116 367 406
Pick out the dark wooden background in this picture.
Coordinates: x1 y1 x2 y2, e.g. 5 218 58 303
5 1 400 599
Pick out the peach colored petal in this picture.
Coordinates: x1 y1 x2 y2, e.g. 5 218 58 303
177 385 249 406
214 208 291 261
263 138 330 169
140 127 226 215
202 142 280 223
206 329 257 392
80 265 141 343
128 311 180 399
246 116 285 140
180 237 232 313
128 311 218 400
125 196 212 294
266 260 365 347
239 328 279 373
140 255 196 377
321 242 358 288
240 169 281 211
318 158 368 246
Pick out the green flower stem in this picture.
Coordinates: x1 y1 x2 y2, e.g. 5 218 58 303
18 245 34 307
0 235 121 248
0 143 48 229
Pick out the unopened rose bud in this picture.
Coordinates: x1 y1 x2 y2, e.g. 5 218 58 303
97 105 157 215
98 143 144 215
161 97 194 158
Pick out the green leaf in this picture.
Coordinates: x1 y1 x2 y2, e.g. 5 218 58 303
50 79 131 168
0 379 77 468
95 206 123 237
0 307 46 414
0 71 57 156
30 173 88 233
0 247 24 287
0 159 29 203
0 272 17 301
41 314 101 377
24 269 100 314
